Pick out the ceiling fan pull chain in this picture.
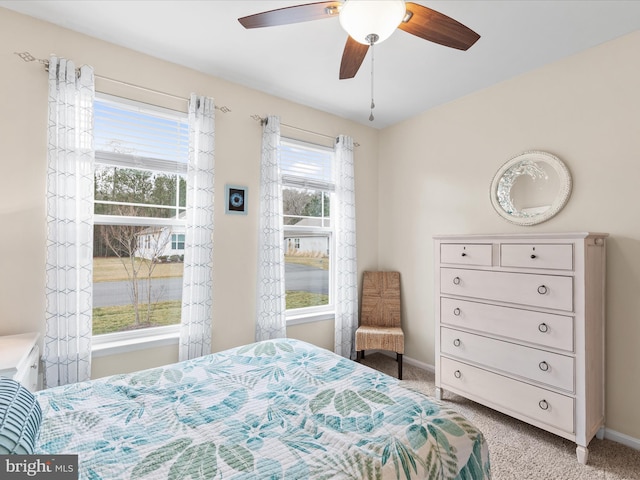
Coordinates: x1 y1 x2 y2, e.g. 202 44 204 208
369 37 376 122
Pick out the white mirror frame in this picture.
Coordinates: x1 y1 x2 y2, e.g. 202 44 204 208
490 151 572 226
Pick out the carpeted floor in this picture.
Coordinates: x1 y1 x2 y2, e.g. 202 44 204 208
359 353 640 480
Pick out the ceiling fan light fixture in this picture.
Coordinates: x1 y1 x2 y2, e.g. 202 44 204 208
339 0 406 45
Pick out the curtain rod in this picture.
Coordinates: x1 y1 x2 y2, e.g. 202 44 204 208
250 114 360 147
14 51 231 113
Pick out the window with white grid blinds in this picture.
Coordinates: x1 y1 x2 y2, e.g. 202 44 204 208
92 93 188 337
280 138 335 191
280 137 335 316
93 94 188 223
94 94 189 174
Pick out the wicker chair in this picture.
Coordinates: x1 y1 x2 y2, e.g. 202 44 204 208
355 271 405 379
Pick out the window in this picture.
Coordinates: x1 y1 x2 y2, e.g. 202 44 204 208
93 94 188 337
281 138 335 319
171 234 185 250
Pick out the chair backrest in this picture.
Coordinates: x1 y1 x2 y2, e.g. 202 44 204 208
360 271 401 328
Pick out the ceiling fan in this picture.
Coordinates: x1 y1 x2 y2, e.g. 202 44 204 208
238 0 480 80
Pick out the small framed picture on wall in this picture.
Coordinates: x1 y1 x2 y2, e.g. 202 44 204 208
225 185 248 215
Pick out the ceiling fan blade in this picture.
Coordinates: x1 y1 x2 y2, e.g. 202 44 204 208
340 36 370 79
238 1 342 29
399 2 480 51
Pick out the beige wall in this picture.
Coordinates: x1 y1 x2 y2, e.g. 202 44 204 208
378 31 640 441
0 8 378 373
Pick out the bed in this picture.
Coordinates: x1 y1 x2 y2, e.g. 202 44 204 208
33 338 490 479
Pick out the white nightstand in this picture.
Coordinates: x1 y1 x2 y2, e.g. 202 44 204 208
0 332 40 391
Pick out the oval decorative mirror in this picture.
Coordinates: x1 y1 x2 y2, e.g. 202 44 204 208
490 151 572 226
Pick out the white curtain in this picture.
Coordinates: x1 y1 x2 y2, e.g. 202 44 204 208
44 57 95 387
334 135 358 358
255 116 287 341
179 94 215 361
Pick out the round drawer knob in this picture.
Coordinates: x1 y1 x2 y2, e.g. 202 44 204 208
531 254 537 259
453 307 461 316
453 276 461 285
454 370 462 379
537 285 548 295
453 338 461 347
539 399 549 410
538 323 549 333
461 252 467 257
539 361 549 372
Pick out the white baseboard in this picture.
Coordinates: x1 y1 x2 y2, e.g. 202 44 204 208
604 428 640 451
368 350 640 451
366 350 434 373
401 354 435 373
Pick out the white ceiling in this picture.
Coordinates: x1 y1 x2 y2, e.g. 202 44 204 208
3 1 640 129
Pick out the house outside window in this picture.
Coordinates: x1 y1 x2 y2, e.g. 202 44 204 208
281 138 335 320
92 94 188 338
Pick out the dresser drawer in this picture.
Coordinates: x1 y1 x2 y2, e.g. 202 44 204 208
501 244 573 270
441 268 573 311
440 298 574 352
440 243 492 266
440 357 575 433
441 327 575 391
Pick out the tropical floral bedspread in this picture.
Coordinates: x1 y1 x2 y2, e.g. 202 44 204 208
35 339 490 479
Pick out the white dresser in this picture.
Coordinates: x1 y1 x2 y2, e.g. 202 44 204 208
434 233 607 464
0 332 40 392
